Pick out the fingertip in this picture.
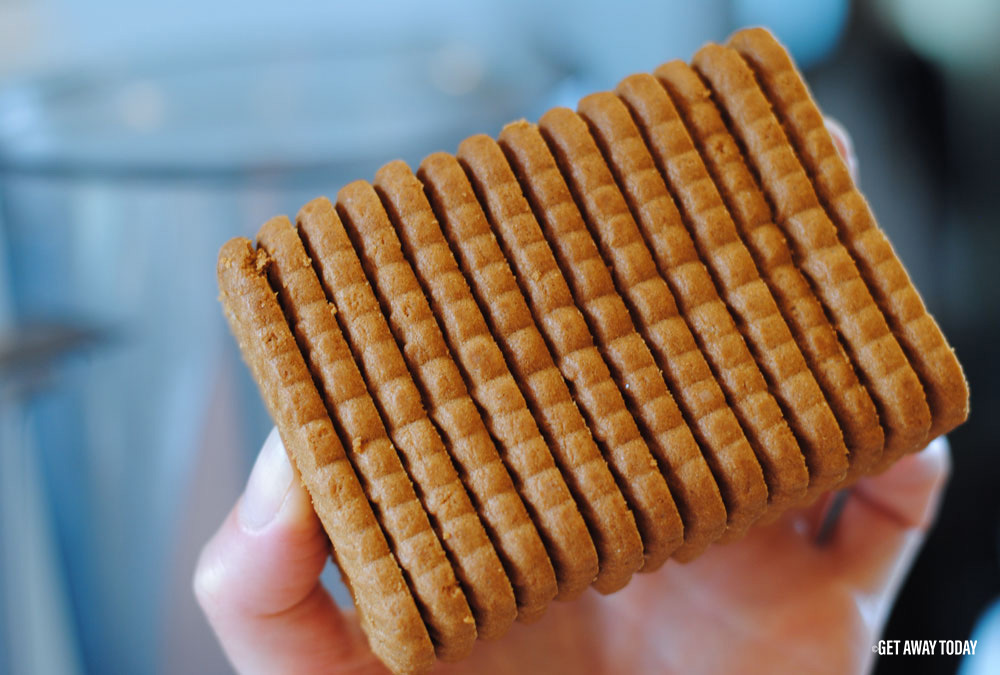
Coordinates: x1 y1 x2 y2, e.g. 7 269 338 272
823 438 953 628
194 428 330 620
854 436 952 533
237 427 295 532
193 429 377 673
917 435 953 482
235 427 323 539
824 116 859 182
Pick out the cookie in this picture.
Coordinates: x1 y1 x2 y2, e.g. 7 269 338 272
454 136 649 586
655 59 885 480
218 32 972 675
217 237 435 675
255 214 476 661
604 77 849 500
498 121 730 562
267 214 516 642
302 195 554 627
728 27 969 448
332 181 562 621
692 43 932 467
538 107 770 538
415 154 601 600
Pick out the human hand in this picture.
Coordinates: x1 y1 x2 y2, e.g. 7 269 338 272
193 425 949 674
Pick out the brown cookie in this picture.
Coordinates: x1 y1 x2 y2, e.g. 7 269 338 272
692 43 932 468
255 214 476 661
302 194 554 628
414 154 601 600
266 214 515 642
498 121 729 563
603 77 849 501
728 27 969 449
655 59 885 480
217 237 435 675
453 136 649 587
538 107 770 539
330 181 561 622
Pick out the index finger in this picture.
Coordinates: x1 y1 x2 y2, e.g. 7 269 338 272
830 437 951 632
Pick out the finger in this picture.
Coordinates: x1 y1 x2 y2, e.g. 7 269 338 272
829 437 951 629
852 436 951 533
824 116 859 182
777 438 951 549
194 428 376 674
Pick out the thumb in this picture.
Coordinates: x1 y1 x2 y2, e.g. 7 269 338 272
194 427 376 674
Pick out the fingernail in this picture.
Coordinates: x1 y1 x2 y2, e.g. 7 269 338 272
824 116 859 181
239 428 294 532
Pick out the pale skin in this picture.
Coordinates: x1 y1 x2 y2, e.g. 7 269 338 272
195 124 952 673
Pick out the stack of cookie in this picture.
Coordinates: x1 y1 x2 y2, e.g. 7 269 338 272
218 28 968 674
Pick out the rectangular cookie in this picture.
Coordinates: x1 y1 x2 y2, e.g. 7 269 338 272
605 76 850 500
217 29 970 675
692 43 932 468
255 215 476 661
264 214 516 642
217 237 435 675
655 58 885 480
728 27 969 447
498 121 731 562
538 107 772 538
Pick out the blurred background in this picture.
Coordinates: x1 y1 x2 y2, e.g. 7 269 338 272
0 0 996 673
